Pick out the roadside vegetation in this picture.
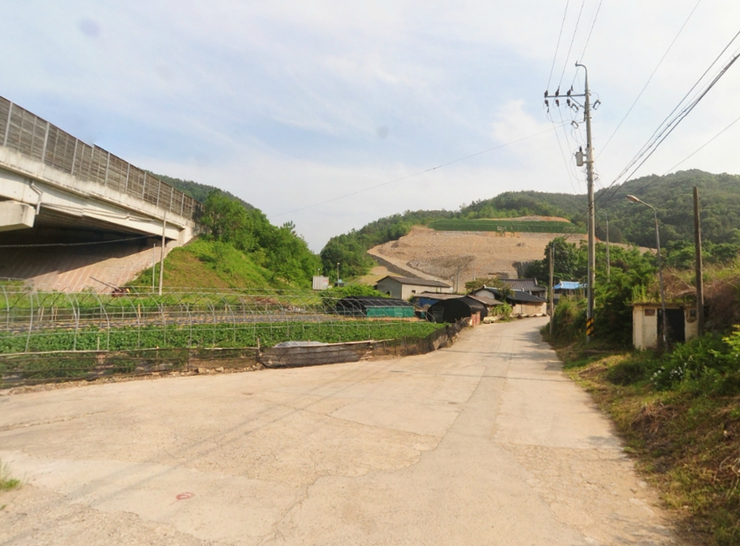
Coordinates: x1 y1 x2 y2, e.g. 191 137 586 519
543 235 740 544
0 460 21 492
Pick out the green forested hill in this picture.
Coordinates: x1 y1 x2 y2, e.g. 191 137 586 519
460 191 586 221
595 170 740 247
321 170 740 278
133 175 319 289
153 173 255 210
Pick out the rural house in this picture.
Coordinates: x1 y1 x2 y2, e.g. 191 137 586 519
472 287 548 317
375 275 453 300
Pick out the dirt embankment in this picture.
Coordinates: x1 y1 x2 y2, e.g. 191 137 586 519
367 226 588 288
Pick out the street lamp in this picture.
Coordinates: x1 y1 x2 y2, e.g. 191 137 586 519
336 262 340 285
627 195 668 350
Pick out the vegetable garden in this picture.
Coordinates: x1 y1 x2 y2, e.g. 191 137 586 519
0 288 445 386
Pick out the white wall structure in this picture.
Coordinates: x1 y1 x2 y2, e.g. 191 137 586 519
375 276 452 300
632 303 699 350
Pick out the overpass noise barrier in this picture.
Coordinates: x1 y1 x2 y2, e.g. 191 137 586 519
0 95 198 220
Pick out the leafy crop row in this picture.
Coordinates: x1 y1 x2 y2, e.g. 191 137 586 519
0 320 444 354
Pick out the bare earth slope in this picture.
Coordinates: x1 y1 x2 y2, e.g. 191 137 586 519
368 226 588 288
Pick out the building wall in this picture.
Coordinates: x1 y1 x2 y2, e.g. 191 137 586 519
633 307 659 350
633 305 698 350
376 278 452 300
376 278 402 299
512 302 547 317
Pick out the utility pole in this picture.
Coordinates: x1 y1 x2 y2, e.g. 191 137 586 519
544 62 598 343
694 187 705 336
549 243 554 337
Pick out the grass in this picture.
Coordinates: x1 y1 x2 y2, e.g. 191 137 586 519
560 346 740 546
127 238 292 290
0 460 21 492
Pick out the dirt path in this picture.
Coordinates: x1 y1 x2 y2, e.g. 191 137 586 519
0 319 685 545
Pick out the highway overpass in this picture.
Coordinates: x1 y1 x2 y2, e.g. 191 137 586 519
0 96 199 291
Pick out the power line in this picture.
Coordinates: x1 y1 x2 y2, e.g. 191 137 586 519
597 49 740 206
547 109 580 192
273 125 565 218
557 0 586 90
598 0 703 158
573 0 603 73
547 0 570 90
660 112 740 175
612 30 740 182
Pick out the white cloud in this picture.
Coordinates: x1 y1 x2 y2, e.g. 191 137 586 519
3 0 740 251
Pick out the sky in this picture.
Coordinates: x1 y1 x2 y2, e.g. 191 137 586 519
2 1 740 251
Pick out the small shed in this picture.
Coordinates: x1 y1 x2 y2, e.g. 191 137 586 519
334 296 415 318
633 303 699 350
375 275 453 300
428 296 488 324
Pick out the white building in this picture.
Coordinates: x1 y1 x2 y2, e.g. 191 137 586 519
375 275 453 300
632 303 699 350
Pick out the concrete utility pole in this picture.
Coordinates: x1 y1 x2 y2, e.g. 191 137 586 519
578 63 596 344
694 187 705 336
544 63 598 343
549 243 555 337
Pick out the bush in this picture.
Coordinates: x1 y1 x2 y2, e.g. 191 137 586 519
649 333 739 393
551 297 586 344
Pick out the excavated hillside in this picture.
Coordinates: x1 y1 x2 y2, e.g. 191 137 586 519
367 225 588 290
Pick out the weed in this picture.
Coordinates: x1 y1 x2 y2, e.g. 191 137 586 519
0 461 21 491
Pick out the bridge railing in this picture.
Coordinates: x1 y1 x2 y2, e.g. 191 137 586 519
0 96 198 221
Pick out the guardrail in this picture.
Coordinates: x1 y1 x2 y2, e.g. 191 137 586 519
0 95 198 220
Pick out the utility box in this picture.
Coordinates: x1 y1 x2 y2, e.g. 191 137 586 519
312 275 330 291
632 303 699 350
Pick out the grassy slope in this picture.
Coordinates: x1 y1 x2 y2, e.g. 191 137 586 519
128 238 288 290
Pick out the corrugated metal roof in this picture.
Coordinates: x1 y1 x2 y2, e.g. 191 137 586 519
498 278 546 292
467 292 504 306
412 292 462 301
478 287 547 304
554 281 583 290
378 275 451 288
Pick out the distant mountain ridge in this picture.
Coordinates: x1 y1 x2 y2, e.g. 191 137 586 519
321 170 740 278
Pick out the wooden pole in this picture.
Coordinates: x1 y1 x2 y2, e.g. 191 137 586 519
694 187 705 336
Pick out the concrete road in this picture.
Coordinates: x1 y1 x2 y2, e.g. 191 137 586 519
0 318 683 545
